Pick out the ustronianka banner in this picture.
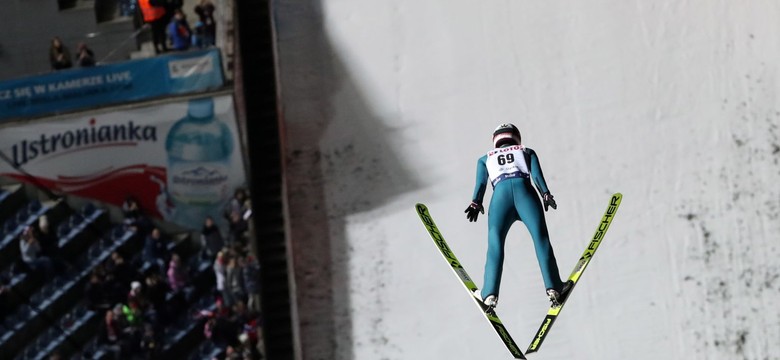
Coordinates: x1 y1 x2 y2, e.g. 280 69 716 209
0 95 246 230
0 49 224 122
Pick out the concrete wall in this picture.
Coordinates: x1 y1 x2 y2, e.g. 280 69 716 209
0 0 137 81
276 1 780 360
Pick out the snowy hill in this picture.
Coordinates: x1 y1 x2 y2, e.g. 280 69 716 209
274 1 780 359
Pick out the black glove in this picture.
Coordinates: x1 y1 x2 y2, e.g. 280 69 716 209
543 192 557 212
464 201 484 222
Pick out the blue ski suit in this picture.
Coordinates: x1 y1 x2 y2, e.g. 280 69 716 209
471 145 564 299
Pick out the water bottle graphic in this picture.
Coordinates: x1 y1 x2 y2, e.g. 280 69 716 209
165 98 234 227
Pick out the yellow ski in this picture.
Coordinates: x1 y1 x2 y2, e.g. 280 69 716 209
526 193 623 354
416 203 526 359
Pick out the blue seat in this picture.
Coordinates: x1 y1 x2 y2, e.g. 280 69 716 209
2 218 16 235
82 203 97 217
41 283 55 298
79 339 99 359
72 257 89 271
37 329 54 347
29 291 44 306
15 207 29 224
3 310 18 326
69 214 80 228
20 345 37 360
87 245 102 259
59 313 75 331
57 222 71 239
27 200 42 213
111 226 127 241
16 305 32 321
51 275 64 288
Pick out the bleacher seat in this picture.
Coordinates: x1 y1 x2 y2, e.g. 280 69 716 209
2 316 16 332
57 222 71 239
0 186 26 221
69 214 80 228
28 288 45 306
15 207 30 224
27 200 41 213
0 225 138 359
2 218 16 236
189 341 224 360
111 226 123 240
0 189 233 359
19 345 36 359
87 245 102 259
82 203 96 217
40 282 55 299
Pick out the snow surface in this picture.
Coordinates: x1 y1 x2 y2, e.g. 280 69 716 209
274 1 780 359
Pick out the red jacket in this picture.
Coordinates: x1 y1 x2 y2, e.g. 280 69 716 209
139 0 166 22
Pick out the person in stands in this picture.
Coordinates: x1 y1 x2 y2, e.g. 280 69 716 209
49 37 72 70
19 226 54 277
201 216 224 259
138 0 168 53
167 8 192 51
143 228 169 273
194 0 216 47
167 253 188 292
243 255 261 314
76 43 96 67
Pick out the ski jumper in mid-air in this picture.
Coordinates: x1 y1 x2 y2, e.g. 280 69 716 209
465 123 572 308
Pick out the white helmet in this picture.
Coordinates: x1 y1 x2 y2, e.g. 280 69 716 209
492 123 521 147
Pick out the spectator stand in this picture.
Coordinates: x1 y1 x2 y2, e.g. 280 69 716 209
0 225 139 359
0 184 27 221
79 231 215 359
14 304 100 360
0 198 68 269
56 202 112 259
0 181 263 360
0 198 69 318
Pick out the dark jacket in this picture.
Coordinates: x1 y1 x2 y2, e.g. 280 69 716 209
50 45 72 70
242 260 260 294
225 264 245 298
143 236 168 264
167 17 191 51
201 224 224 255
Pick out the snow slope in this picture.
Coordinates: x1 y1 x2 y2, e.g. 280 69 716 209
274 1 780 359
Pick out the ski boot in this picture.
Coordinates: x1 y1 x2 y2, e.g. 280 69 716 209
473 289 498 309
546 280 574 307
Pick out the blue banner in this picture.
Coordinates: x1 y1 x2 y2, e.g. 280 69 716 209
0 49 224 121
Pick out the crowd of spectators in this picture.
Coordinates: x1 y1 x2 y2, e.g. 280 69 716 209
48 0 217 72
193 0 217 48
15 215 64 279
3 186 261 359
49 37 96 71
91 188 263 359
85 222 184 359
196 188 265 359
140 0 217 54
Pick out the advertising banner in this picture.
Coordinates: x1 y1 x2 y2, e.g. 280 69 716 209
0 49 224 122
0 94 246 230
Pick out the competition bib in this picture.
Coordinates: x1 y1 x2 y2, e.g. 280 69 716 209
486 145 530 186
